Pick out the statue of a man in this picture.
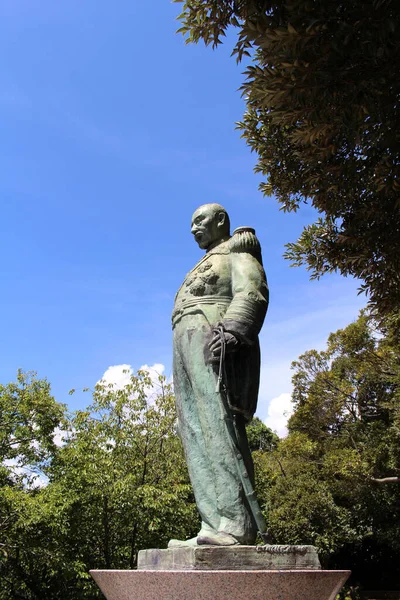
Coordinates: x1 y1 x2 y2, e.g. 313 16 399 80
170 203 269 547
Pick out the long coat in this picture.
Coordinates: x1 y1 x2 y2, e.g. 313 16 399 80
172 228 269 421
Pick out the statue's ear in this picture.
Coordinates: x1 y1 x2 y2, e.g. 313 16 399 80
217 212 226 228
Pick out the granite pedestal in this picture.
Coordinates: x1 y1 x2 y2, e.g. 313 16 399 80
90 545 350 600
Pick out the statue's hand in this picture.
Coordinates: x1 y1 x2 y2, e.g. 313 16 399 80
209 331 240 358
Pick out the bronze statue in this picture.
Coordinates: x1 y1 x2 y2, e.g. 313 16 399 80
170 203 269 547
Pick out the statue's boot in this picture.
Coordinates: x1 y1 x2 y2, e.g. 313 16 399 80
197 531 239 546
167 536 199 548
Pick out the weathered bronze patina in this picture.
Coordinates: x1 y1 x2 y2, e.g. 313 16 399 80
170 204 269 547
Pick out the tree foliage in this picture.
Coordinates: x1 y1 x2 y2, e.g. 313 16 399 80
2 336 399 594
174 0 400 316
255 312 400 588
50 371 196 571
0 370 197 599
246 415 279 452
0 371 66 599
0 370 65 486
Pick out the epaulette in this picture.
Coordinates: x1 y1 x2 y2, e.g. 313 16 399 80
229 227 263 264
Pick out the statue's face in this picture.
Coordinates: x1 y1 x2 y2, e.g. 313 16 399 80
191 207 224 250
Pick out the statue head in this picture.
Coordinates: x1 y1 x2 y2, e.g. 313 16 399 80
191 203 231 250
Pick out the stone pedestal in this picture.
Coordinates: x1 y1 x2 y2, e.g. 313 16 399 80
91 545 350 600
137 544 321 571
90 569 350 600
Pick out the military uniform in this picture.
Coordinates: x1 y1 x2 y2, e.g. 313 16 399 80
172 228 269 544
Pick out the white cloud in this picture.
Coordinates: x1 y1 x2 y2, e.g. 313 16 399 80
139 363 166 387
99 363 167 403
138 363 168 403
53 426 69 447
3 458 49 488
264 393 293 438
100 363 134 389
31 472 49 488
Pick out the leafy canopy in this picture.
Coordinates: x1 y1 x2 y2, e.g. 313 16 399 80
0 370 197 600
254 312 400 588
0 369 65 486
174 0 400 316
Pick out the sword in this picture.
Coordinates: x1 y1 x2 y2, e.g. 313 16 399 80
213 324 271 544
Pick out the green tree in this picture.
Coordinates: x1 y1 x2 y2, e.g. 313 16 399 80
0 371 67 599
246 416 278 452
259 313 400 588
0 370 197 599
49 371 196 574
174 0 400 316
0 370 65 485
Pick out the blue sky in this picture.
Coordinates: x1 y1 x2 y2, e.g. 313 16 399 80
0 1 365 433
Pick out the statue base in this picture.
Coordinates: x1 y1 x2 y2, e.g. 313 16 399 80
90 568 350 600
91 544 349 600
137 544 321 570
90 544 350 600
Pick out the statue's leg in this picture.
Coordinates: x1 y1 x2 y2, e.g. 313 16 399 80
174 316 256 545
173 323 221 538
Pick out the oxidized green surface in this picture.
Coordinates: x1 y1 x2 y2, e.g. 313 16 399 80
171 204 269 547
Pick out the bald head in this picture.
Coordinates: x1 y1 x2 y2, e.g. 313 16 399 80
191 203 231 250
